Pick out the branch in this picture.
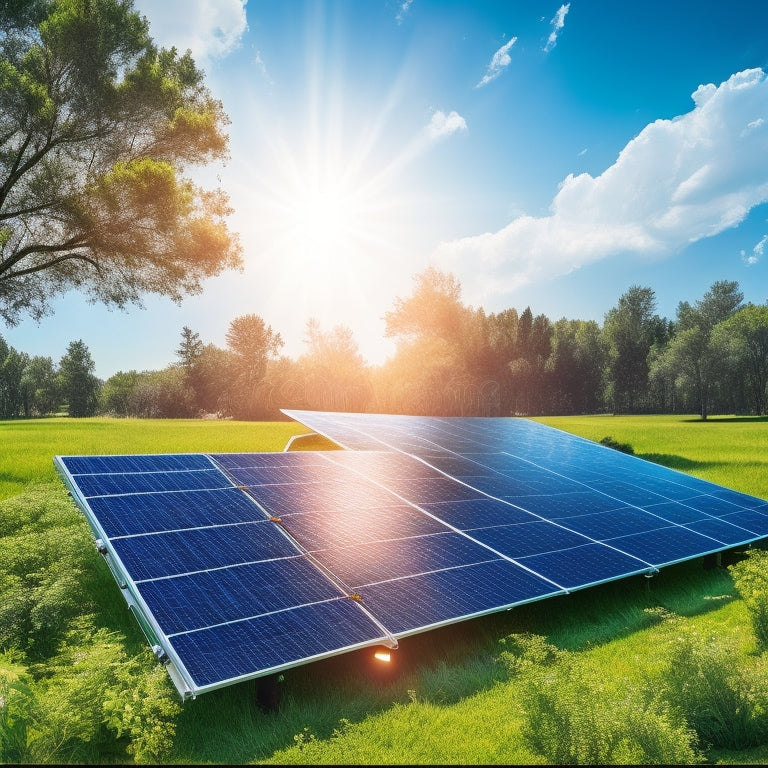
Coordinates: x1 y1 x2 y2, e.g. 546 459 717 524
0 249 99 281
0 235 92 277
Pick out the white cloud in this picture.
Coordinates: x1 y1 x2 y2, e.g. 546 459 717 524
396 0 415 24
476 37 517 88
132 0 247 62
427 110 468 140
543 3 570 53
435 68 768 303
743 234 768 264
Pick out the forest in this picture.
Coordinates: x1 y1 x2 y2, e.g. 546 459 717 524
2 269 767 422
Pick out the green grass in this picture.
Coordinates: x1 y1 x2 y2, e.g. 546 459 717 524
3 413 768 764
0 417 337 501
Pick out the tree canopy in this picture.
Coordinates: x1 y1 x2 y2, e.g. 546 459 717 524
0 0 242 325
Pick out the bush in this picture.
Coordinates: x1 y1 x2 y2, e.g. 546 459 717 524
729 548 768 651
599 435 634 454
499 634 702 765
661 631 768 750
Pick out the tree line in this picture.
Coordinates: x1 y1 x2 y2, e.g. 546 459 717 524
2 269 767 421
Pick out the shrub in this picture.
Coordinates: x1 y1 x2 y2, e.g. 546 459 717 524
499 634 702 765
729 548 768 651
599 435 634 454
661 631 768 750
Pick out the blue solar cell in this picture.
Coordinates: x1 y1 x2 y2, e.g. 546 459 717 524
310 531 501 587
468 520 593 559
243 478 399 515
516 543 651 590
87 488 266 537
685 517 760 546
213 452 329 469
60 454 213 475
606 525 723 565
71 469 229 498
138 557 352 635
556 508 671 539
641 500 709 525
420 498 540 528
719 509 768 536
109 520 298 581
711 488 768 509
171 598 392 688
356 559 562 635
278 505 448 550
682 494 753 517
383 476 488 504
507 491 623 519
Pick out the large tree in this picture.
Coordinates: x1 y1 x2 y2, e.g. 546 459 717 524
711 303 768 416
650 280 743 419
0 0 242 325
225 314 283 418
58 338 99 416
602 286 664 413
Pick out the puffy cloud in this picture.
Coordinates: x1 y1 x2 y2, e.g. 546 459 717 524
132 0 247 62
436 69 768 301
427 110 468 140
476 37 517 88
543 3 570 53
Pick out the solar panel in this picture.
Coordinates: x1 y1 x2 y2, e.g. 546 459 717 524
54 411 768 699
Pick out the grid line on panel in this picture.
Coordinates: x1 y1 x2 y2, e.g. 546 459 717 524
166 592 364 639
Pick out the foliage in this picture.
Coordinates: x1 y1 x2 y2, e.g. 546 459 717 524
0 652 37 764
0 484 97 657
58 339 100 416
599 435 635 454
499 633 703 765
711 304 768 416
729 548 768 651
0 0 242 325
660 630 768 749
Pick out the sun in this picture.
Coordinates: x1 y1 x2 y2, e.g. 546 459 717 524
289 177 359 265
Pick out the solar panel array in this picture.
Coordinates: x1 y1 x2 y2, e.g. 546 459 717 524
55 411 768 699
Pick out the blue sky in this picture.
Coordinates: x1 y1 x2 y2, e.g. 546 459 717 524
6 0 768 378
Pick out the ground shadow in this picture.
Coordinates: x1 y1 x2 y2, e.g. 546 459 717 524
679 415 768 424
638 452 718 472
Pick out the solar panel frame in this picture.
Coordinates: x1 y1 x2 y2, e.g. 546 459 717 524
54 411 768 700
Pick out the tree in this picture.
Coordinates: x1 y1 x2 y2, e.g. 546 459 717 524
0 0 242 326
225 314 283 419
602 286 663 413
58 339 99 416
188 343 232 415
20 354 60 415
711 304 768 415
175 326 203 372
100 369 141 415
384 267 465 345
650 281 743 419
300 318 371 412
0 344 27 417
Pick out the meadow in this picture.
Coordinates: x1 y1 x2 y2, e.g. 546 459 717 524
2 413 768 764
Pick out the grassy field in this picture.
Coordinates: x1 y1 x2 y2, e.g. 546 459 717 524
2 413 768 764
0 416 338 501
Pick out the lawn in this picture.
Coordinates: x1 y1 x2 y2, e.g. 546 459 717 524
2 413 768 764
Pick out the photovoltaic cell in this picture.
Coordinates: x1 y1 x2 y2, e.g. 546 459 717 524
54 410 768 699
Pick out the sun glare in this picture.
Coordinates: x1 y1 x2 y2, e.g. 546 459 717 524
291 179 357 262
